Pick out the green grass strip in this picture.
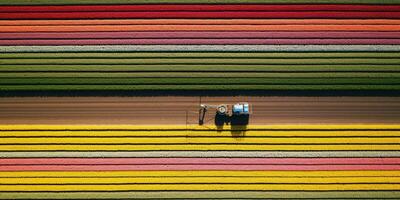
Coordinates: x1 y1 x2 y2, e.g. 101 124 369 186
1 65 399 72
1 72 398 78
0 191 399 199
0 0 399 4
2 58 400 65
1 77 398 85
1 84 399 90
1 52 400 59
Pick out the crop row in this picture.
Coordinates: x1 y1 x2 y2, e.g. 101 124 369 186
1 52 398 93
1 52 399 58
2 85 399 90
1 65 399 72
2 58 400 65
1 72 397 78
1 77 398 85
0 0 398 5
3 124 396 130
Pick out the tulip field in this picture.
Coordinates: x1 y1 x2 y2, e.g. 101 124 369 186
1 2 400 95
0 0 400 199
0 124 400 198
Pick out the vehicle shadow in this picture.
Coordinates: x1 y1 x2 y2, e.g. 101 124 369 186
214 113 229 133
214 113 249 137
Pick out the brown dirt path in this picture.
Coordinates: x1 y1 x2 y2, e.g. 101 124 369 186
0 96 399 125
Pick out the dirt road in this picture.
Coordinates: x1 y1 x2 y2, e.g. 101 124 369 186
0 96 399 125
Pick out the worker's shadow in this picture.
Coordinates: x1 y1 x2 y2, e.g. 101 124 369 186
215 113 249 138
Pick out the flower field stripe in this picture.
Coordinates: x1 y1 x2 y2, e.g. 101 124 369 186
1 19 400 26
3 58 400 65
0 184 399 191
0 191 400 199
2 38 400 45
0 72 400 78
2 31 400 40
1 151 400 158
0 0 399 5
1 124 399 130
2 12 400 19
2 52 399 58
0 1 399 198
0 125 399 151
3 64 399 73
2 45 399 52
0 58 400 65
2 137 400 145
2 5 400 12
2 85 400 91
2 65 399 72
2 177 400 184
2 78 398 85
2 165 400 171
4 85 400 91
3 25 400 32
3 144 400 151
2 130 400 137
3 158 400 165
1 171 399 177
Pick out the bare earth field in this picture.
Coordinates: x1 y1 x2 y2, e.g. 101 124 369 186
0 96 399 125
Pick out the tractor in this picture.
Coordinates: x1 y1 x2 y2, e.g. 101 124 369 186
198 102 250 125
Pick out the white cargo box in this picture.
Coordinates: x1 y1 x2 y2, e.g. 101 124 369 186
232 102 250 115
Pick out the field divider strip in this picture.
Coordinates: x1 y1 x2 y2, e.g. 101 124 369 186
0 151 399 158
1 158 399 165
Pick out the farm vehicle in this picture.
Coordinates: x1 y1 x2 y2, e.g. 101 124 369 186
199 102 250 126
